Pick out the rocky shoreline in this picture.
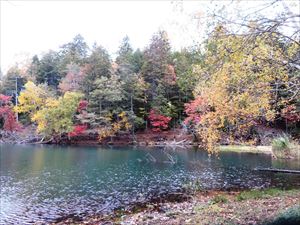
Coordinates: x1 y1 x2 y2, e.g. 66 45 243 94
53 188 300 225
0 129 42 144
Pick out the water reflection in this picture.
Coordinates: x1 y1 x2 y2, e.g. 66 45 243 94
0 144 299 224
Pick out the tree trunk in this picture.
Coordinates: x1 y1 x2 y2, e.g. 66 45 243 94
130 94 133 112
99 100 102 116
255 168 300 174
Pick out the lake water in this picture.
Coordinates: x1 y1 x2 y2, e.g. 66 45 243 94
1 144 299 224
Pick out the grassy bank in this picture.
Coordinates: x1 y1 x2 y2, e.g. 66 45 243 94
219 145 273 154
219 144 300 159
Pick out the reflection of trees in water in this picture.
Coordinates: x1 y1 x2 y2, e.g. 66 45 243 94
272 158 300 170
270 158 300 188
136 149 300 189
217 153 272 189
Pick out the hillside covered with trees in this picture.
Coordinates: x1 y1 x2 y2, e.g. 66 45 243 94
0 2 299 152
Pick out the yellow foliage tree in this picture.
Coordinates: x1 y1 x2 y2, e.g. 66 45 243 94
191 25 291 152
16 81 83 139
15 81 51 116
98 111 132 142
31 92 83 139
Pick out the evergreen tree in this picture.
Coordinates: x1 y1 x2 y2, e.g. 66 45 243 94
140 31 172 114
0 66 25 100
131 49 144 74
36 50 61 87
27 55 40 82
115 36 135 80
141 30 171 91
83 44 112 98
59 34 89 67
90 74 125 115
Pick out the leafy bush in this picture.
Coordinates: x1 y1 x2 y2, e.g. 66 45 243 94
265 206 300 225
148 109 171 132
236 188 284 201
211 195 228 204
272 135 291 151
133 116 146 130
272 135 299 159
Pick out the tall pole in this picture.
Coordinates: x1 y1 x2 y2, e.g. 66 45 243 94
15 77 18 122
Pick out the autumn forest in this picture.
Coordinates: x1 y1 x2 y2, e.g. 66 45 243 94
1 24 299 150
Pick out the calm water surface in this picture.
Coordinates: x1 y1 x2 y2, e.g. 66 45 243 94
1 144 299 224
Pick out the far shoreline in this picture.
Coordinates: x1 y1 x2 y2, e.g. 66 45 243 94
1 141 274 154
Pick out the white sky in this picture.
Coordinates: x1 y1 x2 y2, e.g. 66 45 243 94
0 0 204 73
1 0 299 74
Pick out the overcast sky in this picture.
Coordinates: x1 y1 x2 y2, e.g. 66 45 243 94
1 0 204 73
1 0 299 74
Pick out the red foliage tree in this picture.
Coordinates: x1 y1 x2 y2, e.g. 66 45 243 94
148 109 171 132
183 97 208 126
0 95 20 132
58 64 88 93
281 105 300 123
77 100 88 113
68 100 90 137
0 94 11 103
68 124 88 137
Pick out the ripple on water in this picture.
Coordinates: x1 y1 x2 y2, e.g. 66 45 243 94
1 146 299 224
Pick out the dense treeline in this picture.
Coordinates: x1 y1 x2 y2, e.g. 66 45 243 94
0 31 201 140
0 16 299 150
